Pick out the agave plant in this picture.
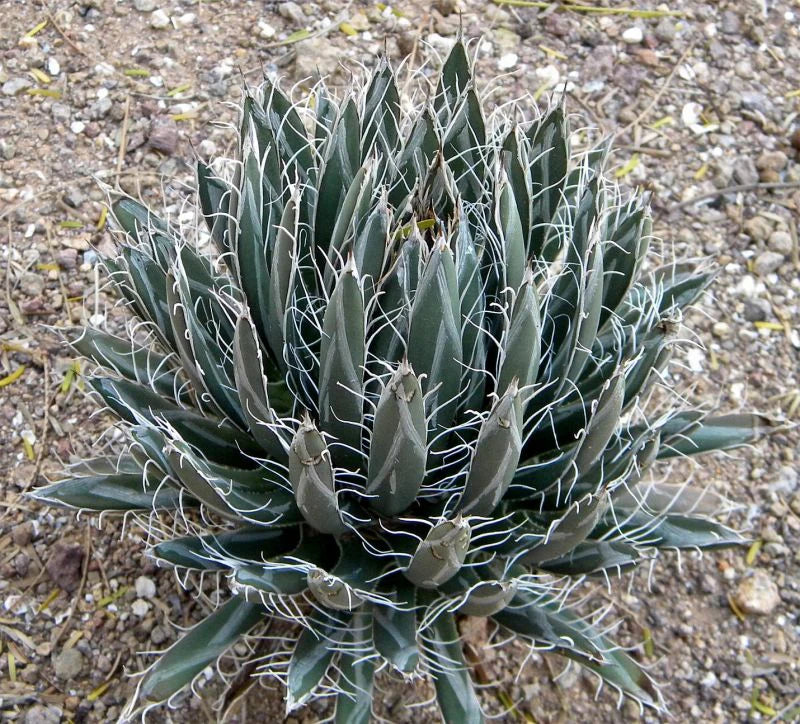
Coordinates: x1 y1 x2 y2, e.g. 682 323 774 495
37 41 772 721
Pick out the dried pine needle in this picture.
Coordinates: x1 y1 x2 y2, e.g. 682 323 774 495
0 365 25 388
96 585 129 608
167 83 191 97
26 88 61 98
642 627 655 658
745 540 762 565
539 45 567 60
754 321 785 331
727 593 746 621
614 154 640 179
38 589 61 613
492 0 683 17
59 220 83 229
29 68 51 84
87 680 113 702
7 652 16 682
750 687 777 717
123 68 150 78
96 206 108 230
650 115 674 129
496 689 518 719
21 434 35 461
24 20 47 38
276 28 311 46
170 112 198 121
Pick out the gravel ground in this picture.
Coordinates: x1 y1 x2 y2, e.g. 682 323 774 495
1 1 799 722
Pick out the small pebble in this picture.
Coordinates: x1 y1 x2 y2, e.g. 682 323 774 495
734 569 780 615
621 27 644 44
135 576 157 599
52 647 84 679
497 53 518 70
150 9 170 28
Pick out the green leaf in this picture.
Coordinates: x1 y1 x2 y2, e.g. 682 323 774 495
287 613 348 711
539 539 642 577
593 509 744 550
288 416 346 535
33 472 182 512
71 328 186 403
389 109 437 208
316 99 361 252
234 565 309 596
427 610 484 724
434 40 472 123
262 79 316 184
493 591 660 709
657 413 776 459
366 361 426 516
372 580 419 673
141 598 264 702
153 526 300 571
403 518 471 589
497 273 541 400
455 210 487 412
496 176 525 292
319 260 365 455
362 57 400 161
526 107 568 259
408 240 462 440
520 490 609 565
598 202 649 328
232 316 286 458
235 149 275 351
335 611 375 724
459 384 523 516
197 161 231 253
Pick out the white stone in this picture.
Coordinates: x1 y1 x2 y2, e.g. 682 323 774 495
685 347 705 372
133 0 156 11
497 53 518 70
177 13 196 26
70 120 85 134
681 102 703 127
734 570 780 615
621 27 643 44
258 20 276 39
150 9 170 29
47 57 61 76
135 576 157 599
535 64 560 88
131 599 150 617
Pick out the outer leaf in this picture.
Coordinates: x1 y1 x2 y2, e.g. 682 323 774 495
427 610 484 724
140 598 264 702
33 472 181 512
153 527 300 571
372 580 419 673
657 413 776 459
335 610 375 724
287 613 348 712
493 591 660 709
71 328 185 403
